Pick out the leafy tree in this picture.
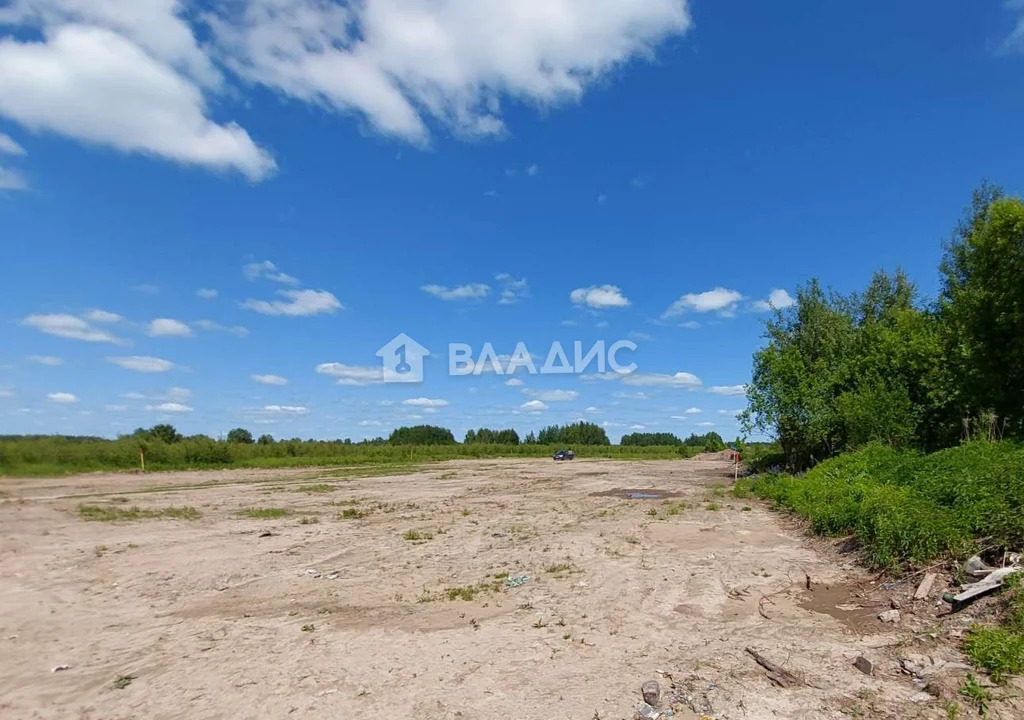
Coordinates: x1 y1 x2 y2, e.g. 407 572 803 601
621 432 682 446
257 434 275 445
388 425 456 445
535 421 610 446
227 427 255 444
137 424 182 444
464 427 520 444
941 185 1024 435
682 431 726 452
523 431 538 444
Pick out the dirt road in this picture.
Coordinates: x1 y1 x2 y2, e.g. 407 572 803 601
0 458 975 719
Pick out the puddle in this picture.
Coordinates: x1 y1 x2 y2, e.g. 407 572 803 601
590 488 683 500
798 582 886 633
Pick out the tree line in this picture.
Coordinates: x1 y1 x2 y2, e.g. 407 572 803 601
744 186 1024 468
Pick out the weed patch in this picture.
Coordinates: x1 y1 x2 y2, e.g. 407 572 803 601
78 504 201 522
237 507 289 519
294 484 336 493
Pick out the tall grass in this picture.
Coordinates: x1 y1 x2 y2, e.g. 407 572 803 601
738 442 1024 569
0 437 701 476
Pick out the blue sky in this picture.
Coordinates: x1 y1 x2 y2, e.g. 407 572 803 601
2 1 1024 442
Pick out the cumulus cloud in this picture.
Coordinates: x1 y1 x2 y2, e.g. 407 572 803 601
684 407 701 414
622 371 702 388
523 389 579 402
47 391 77 403
402 397 449 407
421 283 490 301
147 402 192 413
108 356 175 373
196 288 218 299
192 319 249 337
663 287 744 318
242 289 342 316
751 288 796 312
708 384 747 397
84 309 123 323
28 355 62 366
251 373 288 385
21 313 121 343
520 399 548 412
505 377 525 387
495 274 529 304
316 362 403 385
263 404 308 415
243 260 299 285
0 21 273 180
146 318 193 337
570 285 630 310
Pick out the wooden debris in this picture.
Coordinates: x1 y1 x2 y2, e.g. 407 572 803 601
913 572 937 600
944 566 1022 608
745 647 800 688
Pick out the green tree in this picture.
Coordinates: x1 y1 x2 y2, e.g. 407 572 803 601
621 432 682 446
147 423 182 444
257 434 275 445
941 185 1024 435
227 428 255 444
388 425 456 445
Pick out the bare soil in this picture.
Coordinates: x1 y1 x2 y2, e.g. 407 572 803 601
0 458 1012 719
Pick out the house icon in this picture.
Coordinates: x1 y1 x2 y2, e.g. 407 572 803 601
376 333 430 383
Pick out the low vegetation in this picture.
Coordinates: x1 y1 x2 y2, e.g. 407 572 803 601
236 507 289 519
77 504 200 522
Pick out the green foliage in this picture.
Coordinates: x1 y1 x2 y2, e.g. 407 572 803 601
227 428 255 444
964 573 1024 683
389 425 456 445
621 432 682 446
145 424 182 444
257 434 275 445
464 428 520 444
537 421 610 446
78 504 201 522
744 442 1024 569
682 431 726 452
237 507 289 519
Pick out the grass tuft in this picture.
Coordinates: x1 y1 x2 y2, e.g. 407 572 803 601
78 504 200 522
236 507 289 519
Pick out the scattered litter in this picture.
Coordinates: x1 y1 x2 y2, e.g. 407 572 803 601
305 568 321 578
878 609 901 624
913 573 937 600
962 555 994 579
326 573 339 580
635 702 660 719
641 679 661 707
943 565 1022 610
51 664 72 673
853 656 874 676
745 647 800 688
505 574 529 588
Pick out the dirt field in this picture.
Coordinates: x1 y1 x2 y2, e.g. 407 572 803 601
0 458 999 719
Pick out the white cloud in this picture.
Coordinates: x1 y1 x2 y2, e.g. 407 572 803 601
613 391 649 400
752 288 796 312
495 274 529 304
679 321 701 330
0 387 15 398
28 355 62 366
695 421 715 428
316 362 401 386
421 283 490 301
123 392 146 400
359 419 383 427
243 260 299 285
0 132 26 155
209 0 690 143
622 371 702 388
0 165 27 190
684 407 701 414
21 313 121 343
0 22 273 180
505 377 525 387
523 389 578 402
192 319 249 337
47 392 77 403
708 385 747 397
84 309 123 323
402 397 449 408
630 424 645 430
146 318 193 338
570 284 630 310
147 402 192 413
584 406 602 414
165 387 192 402
718 409 743 417
196 288 218 299
251 374 288 386
242 289 342 316
108 356 174 373
663 287 744 318
520 399 548 412
263 404 308 415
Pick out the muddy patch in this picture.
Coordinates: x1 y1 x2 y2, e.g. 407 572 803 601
590 487 683 500
799 581 888 634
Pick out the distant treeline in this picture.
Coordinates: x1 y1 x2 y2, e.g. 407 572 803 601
620 431 728 451
0 421 739 476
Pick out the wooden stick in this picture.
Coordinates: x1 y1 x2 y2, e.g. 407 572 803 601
745 647 800 688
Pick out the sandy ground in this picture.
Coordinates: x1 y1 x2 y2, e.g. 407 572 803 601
0 458 1011 719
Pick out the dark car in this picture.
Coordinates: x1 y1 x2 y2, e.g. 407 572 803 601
553 449 575 461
